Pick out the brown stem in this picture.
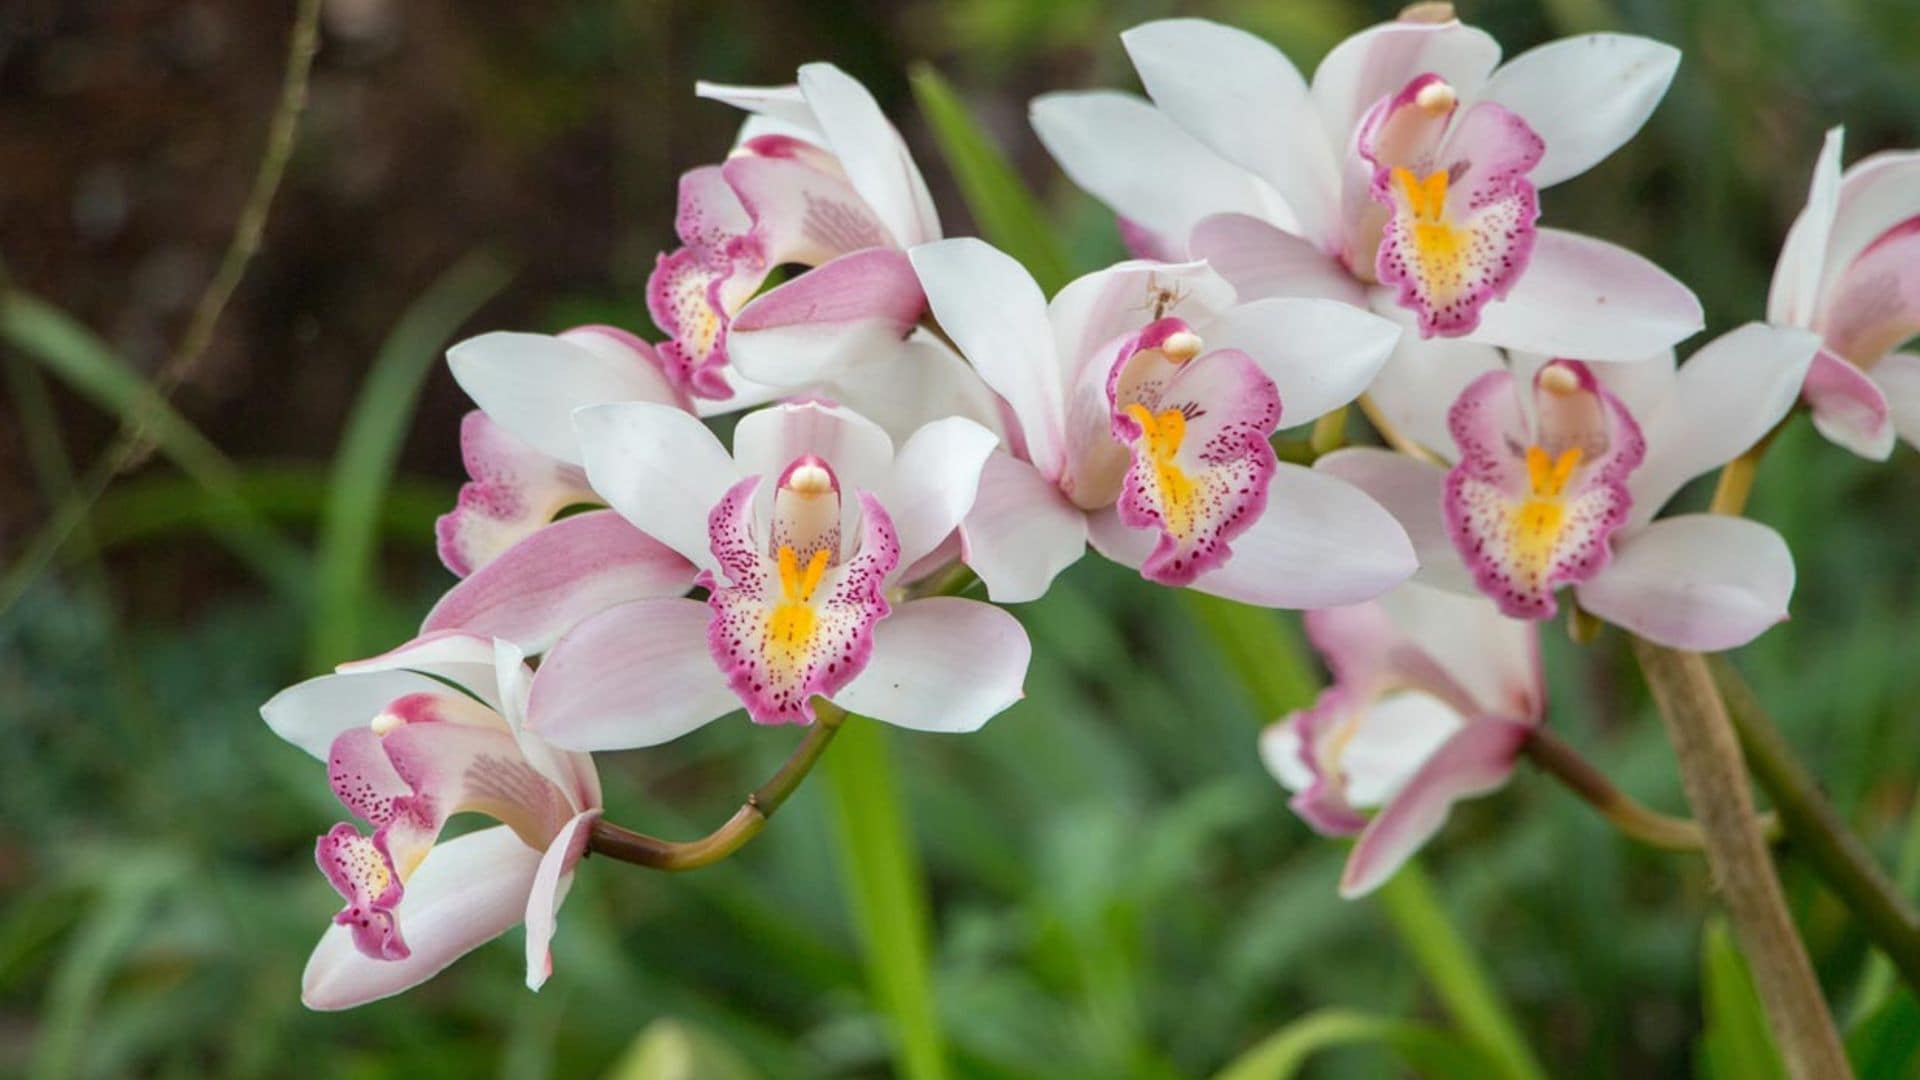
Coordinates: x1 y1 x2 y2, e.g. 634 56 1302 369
1522 727 1778 851
1631 638 1849 1079
588 702 848 871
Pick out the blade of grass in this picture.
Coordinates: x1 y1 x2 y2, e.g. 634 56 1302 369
87 465 452 554
1213 1007 1502 1080
823 712 949 1080
307 251 511 668
1180 593 1317 718
1852 794 1920 1022
909 63 1073 295
1699 918 1789 1080
0 293 311 601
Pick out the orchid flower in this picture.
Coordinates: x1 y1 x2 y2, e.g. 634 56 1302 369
261 633 603 1009
910 239 1417 606
427 324 701 653
1029 15 1703 386
652 62 942 404
519 398 1026 748
1320 323 1818 650
1263 582 1541 897
1769 127 1920 459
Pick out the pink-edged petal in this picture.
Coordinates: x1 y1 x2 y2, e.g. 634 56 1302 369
1818 148 1920 307
1876 352 1920 449
1200 297 1401 426
727 249 926 391
1370 99 1544 339
334 631 499 685
1822 216 1920 368
1274 690 1373 836
1310 19 1502 149
1259 722 1315 795
263 669 455 759
648 166 767 399
1314 448 1471 594
1188 213 1368 305
1110 324 1281 586
1361 297 1505 456
832 596 1030 733
732 400 897 518
422 509 697 655
1122 19 1340 244
527 597 738 752
446 329 687 467
1177 462 1418 608
910 238 1067 478
1339 719 1531 898
1477 34 1680 189
1443 365 1645 619
1804 348 1895 461
573 402 741 572
1332 691 1467 808
959 452 1090 603
1029 90 1294 250
797 62 941 248
1047 259 1235 387
492 639 602 817
1629 323 1820 520
1467 229 1704 359
436 412 594 578
1376 583 1543 721
1768 127 1845 327
879 417 999 573
701 482 897 726
302 826 540 1011
1575 514 1795 652
720 151 893 270
524 808 597 992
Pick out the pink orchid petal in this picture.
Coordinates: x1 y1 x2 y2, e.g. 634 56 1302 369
1029 90 1291 251
436 412 594 578
333 632 504 712
422 509 697 655
315 823 409 961
302 826 541 1011
1822 216 1920 369
880 417 1000 573
524 808 597 992
701 482 897 726
447 329 687 467
1310 19 1502 151
833 596 1031 733
1047 259 1235 387
1575 514 1795 652
492 640 602 817
727 248 927 392
720 151 893 269
573 402 742 573
1767 127 1845 327
1200 297 1401 426
1804 347 1894 460
911 238 1068 479
959 451 1090 603
796 62 941 248
1466 228 1703 359
1876 352 1920 449
1340 719 1531 898
527 597 738 752
1312 448 1472 594
1476 34 1679 189
1184 462 1417 608
1122 18 1340 243
1188 212 1367 305
1817 147 1920 307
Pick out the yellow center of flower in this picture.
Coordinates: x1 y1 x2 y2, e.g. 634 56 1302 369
1508 445 1584 573
1393 167 1467 294
766 544 832 667
1125 403 1199 537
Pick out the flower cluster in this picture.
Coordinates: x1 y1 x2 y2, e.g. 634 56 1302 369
260 7 1913 1008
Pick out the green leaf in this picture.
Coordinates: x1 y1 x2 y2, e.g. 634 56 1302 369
308 251 511 668
87 465 451 554
823 714 950 1080
1180 592 1317 718
1847 989 1920 1080
1698 918 1788 1080
909 63 1073 295
604 1018 763 1080
1213 1007 1504 1080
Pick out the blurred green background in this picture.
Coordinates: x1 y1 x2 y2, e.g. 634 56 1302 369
4 0 1920 1076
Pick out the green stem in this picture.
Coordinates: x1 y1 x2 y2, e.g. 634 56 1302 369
1709 657 1920 1004
1308 406 1349 456
1851 795 1920 1020
1375 863 1549 1080
1632 640 1848 1079
824 711 949 1080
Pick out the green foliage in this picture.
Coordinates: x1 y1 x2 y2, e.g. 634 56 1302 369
1698 919 1788 1080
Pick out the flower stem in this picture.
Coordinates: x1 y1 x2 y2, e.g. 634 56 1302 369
1709 416 1789 517
1710 656 1920 1001
1522 726 1777 851
586 703 846 871
1309 406 1349 456
1630 637 1848 1078
1357 394 1445 465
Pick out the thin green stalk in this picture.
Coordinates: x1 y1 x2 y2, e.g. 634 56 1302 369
1213 1007 1501 1080
1851 795 1920 1021
1708 658 1920 1005
1374 864 1549 1080
1180 593 1316 718
823 712 948 1080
